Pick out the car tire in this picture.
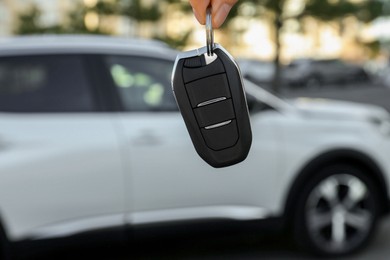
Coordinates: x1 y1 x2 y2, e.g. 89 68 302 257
293 164 379 256
0 219 11 260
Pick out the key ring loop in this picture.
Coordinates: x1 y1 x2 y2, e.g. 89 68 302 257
206 6 214 56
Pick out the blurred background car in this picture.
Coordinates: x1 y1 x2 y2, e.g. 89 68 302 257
1 36 390 259
282 59 371 89
237 58 274 89
379 61 390 88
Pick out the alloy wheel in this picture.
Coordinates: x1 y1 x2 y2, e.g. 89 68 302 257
305 174 374 254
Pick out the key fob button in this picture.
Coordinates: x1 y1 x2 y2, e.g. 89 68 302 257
185 74 231 108
201 120 238 150
183 58 225 83
184 56 203 68
194 99 235 128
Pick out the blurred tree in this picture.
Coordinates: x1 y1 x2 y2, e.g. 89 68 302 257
66 2 109 34
362 40 382 58
88 0 161 36
14 4 43 35
223 0 386 93
14 2 109 35
153 0 193 48
89 0 192 47
304 0 383 23
120 0 161 22
14 0 192 48
156 31 192 49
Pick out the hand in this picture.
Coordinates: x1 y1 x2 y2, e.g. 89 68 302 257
189 0 238 28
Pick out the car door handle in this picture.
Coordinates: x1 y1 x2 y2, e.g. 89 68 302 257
132 132 162 146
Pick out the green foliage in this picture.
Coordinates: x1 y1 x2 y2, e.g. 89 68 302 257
14 0 191 47
226 0 384 24
362 40 381 58
304 0 384 22
14 4 43 34
66 3 102 34
304 0 355 21
14 2 110 35
92 1 119 16
155 30 192 49
357 1 384 22
122 0 161 21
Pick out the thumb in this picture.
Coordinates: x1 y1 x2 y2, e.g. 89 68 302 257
189 0 211 25
211 0 237 28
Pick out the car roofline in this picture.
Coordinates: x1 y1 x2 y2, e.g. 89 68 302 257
0 35 178 59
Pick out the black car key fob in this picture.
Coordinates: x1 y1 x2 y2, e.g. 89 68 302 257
171 8 252 168
172 45 252 168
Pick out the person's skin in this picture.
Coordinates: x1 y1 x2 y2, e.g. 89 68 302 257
189 0 238 28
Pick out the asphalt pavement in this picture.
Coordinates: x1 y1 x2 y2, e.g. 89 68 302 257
131 217 390 259
139 217 390 259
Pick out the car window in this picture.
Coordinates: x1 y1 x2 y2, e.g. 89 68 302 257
105 56 178 112
0 55 96 112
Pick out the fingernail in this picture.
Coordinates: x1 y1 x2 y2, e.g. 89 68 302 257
213 3 232 28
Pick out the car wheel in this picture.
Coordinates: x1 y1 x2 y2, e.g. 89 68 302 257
293 164 379 256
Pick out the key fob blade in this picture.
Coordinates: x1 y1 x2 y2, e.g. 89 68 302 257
172 44 252 168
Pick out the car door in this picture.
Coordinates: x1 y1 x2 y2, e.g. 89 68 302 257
102 54 281 224
0 54 125 240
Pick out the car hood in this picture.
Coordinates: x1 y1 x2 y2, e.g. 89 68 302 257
289 98 390 122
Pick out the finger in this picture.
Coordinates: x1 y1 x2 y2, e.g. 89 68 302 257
211 0 237 28
189 0 211 25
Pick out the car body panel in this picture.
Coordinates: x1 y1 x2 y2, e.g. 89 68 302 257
115 111 282 222
0 114 125 240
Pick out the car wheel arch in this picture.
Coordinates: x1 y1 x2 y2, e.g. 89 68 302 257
282 148 389 228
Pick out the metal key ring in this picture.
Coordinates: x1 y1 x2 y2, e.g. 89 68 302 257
206 6 214 56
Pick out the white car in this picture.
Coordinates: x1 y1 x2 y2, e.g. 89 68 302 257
0 36 390 258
